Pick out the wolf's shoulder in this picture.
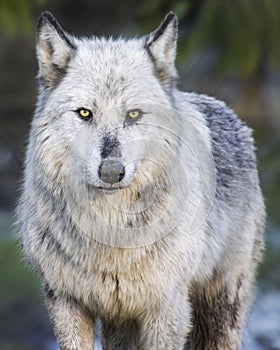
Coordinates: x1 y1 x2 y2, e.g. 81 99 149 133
183 92 251 141
178 91 258 198
182 92 256 164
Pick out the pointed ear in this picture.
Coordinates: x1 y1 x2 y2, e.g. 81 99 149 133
36 12 76 88
145 12 178 89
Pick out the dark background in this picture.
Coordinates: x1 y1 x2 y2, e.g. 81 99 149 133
0 1 279 349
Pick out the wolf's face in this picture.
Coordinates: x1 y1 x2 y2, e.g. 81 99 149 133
34 12 179 198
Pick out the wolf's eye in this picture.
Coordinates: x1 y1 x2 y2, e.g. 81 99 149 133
76 108 93 120
128 110 140 119
125 109 143 125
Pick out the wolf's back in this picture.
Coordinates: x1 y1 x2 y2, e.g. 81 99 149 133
183 91 265 263
186 92 259 194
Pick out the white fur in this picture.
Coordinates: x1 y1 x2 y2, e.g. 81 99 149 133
17 12 265 350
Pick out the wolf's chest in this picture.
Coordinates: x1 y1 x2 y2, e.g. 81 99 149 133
90 268 156 320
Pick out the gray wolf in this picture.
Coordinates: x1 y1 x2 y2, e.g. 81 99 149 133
16 11 265 350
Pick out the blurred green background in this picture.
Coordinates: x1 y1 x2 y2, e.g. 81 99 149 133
0 0 279 349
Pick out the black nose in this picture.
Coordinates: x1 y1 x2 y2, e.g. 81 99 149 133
98 159 125 185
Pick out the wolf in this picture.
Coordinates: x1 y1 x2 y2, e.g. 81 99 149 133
16 11 265 350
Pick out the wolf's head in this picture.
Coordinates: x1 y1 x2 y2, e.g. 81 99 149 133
26 12 216 246
34 12 181 198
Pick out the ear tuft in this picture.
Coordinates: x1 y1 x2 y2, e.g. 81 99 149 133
145 12 178 89
36 11 76 88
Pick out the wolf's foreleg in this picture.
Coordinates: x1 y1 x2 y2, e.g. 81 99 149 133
140 296 191 350
101 295 190 350
44 287 95 350
187 271 254 350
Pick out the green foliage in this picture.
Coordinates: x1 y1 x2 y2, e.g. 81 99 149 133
1 0 279 76
0 0 45 37
172 1 190 19
0 239 40 300
138 0 190 32
180 0 280 77
139 0 280 78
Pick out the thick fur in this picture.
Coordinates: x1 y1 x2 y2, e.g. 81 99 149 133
17 11 265 350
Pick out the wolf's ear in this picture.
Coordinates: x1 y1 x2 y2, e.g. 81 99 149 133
36 12 76 88
145 12 178 89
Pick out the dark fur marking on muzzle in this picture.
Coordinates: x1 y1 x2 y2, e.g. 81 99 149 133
101 135 120 159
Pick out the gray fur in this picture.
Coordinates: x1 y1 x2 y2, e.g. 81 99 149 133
16 11 265 350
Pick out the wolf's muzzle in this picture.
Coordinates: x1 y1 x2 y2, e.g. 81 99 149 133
98 158 125 185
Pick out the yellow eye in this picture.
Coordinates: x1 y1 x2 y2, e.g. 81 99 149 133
125 109 143 126
128 110 140 119
77 108 92 119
